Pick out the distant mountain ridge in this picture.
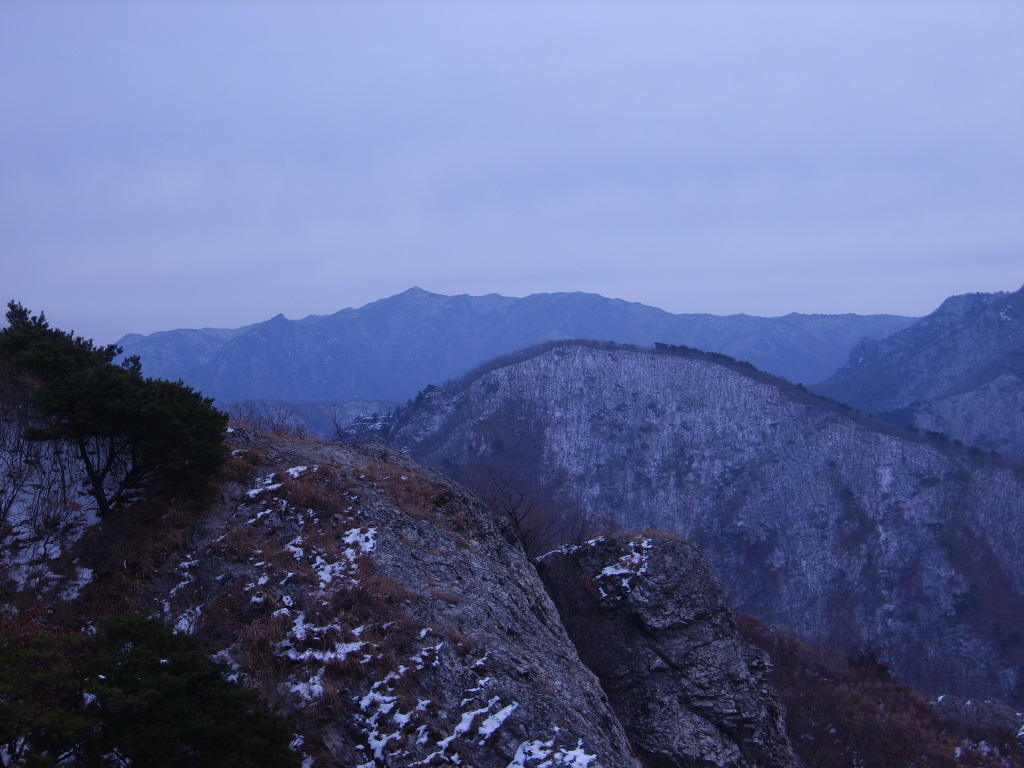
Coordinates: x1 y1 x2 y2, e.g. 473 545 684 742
814 285 1024 461
371 340 1024 705
118 288 915 405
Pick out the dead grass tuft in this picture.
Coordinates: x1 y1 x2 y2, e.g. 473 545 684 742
442 626 475 653
236 611 293 684
430 590 460 605
635 529 689 544
357 461 446 518
207 524 265 562
279 470 352 518
218 446 266 486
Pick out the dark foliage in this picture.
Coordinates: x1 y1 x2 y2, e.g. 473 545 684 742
0 302 227 515
0 616 300 767
0 627 90 767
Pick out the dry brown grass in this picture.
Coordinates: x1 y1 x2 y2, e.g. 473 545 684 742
442 626 475 653
206 524 265 561
358 574 419 612
635 529 690 544
738 616 1024 768
356 461 447 518
218 445 266 486
429 590 460 605
237 611 293 682
279 470 353 518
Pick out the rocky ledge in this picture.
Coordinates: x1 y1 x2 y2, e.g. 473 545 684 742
537 535 798 768
141 433 797 766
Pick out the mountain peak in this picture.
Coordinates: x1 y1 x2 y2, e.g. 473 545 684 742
117 290 917 405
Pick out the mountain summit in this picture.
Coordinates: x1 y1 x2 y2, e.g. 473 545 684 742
814 284 1024 460
118 289 914 405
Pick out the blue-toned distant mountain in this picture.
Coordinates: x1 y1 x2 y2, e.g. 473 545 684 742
814 285 1024 461
118 288 914 405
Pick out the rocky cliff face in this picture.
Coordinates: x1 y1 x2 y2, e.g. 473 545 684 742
144 433 807 766
154 432 642 767
118 288 913 405
378 341 1024 705
813 285 1024 461
13 412 1024 765
537 535 798 768
3 416 810 766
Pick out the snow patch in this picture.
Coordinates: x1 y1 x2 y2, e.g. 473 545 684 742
173 605 201 634
596 537 652 599
478 702 518 738
289 667 326 703
507 733 598 768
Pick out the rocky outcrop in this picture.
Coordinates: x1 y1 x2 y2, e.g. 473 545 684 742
537 535 798 768
154 432 642 767
2 420 803 767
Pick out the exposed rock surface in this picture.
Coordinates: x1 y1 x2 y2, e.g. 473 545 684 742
814 285 1024 461
118 287 913 405
537 535 798 768
930 695 1024 747
153 432 642 767
3 419 801 766
378 341 1024 705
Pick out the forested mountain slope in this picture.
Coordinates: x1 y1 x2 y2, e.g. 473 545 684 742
118 288 914 404
377 341 1024 705
814 285 1024 461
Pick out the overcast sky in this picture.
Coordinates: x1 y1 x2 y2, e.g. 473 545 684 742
2 2 1022 344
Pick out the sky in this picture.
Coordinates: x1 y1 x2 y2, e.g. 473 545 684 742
2 2 1023 344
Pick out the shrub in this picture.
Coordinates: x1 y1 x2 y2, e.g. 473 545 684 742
737 617 1024 768
0 615 300 767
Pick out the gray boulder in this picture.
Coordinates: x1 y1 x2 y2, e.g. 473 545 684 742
537 535 798 768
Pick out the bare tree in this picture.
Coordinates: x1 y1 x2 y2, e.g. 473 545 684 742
227 400 307 438
472 466 562 558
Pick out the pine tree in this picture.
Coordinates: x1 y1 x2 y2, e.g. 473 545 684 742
0 303 227 515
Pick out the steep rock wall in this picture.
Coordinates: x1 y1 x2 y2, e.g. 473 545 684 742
154 432 642 767
537 535 798 768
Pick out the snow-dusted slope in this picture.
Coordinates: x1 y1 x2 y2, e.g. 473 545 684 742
158 432 642 767
383 342 1024 705
1 391 97 613
814 285 1024 460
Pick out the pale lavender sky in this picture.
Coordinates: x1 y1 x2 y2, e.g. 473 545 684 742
2 1 1022 344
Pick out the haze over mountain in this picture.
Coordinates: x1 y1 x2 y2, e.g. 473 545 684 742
117 288 915 406
369 341 1024 705
814 285 1024 462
